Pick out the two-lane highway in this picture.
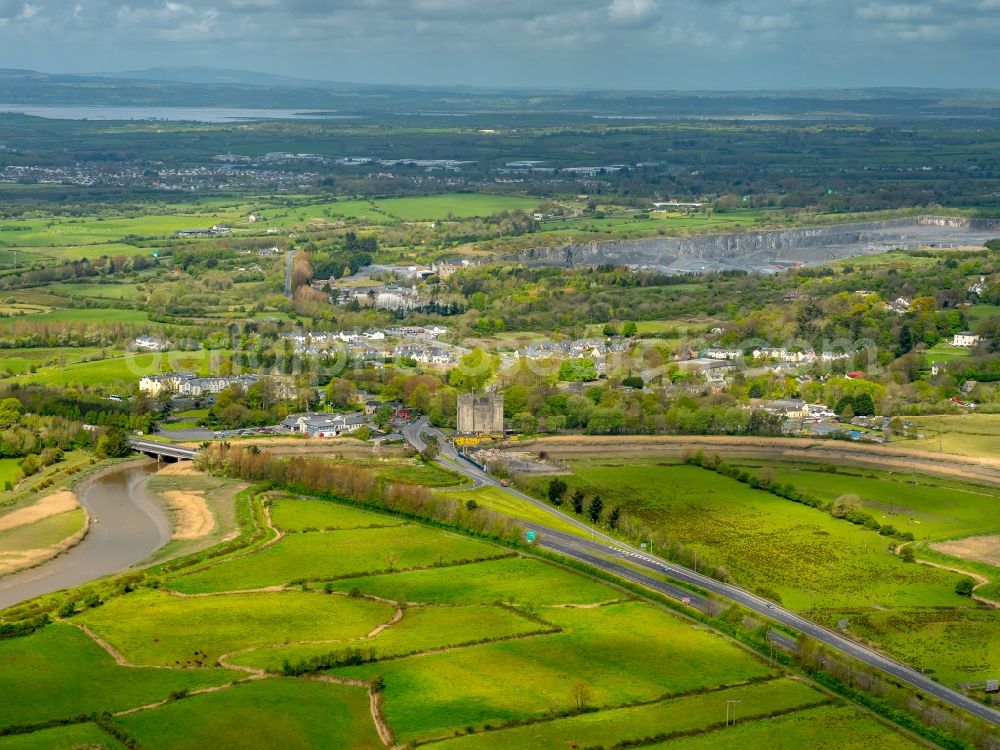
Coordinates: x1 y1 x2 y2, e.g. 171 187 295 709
402 418 1000 728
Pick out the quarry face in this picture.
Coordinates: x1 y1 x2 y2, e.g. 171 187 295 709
509 216 1000 274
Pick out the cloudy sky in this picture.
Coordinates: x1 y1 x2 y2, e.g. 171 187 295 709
0 0 996 89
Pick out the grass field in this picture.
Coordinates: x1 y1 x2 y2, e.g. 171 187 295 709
269 496 408 532
553 460 1000 686
166 524 504 593
230 604 545 673
430 677 827 750
325 556 621 607
435 484 582 535
0 624 235 729
0 211 241 247
923 342 972 364
114 678 383 750
319 458 465 488
0 307 150 328
43 282 144 300
17 349 226 389
76 589 395 666
0 458 22 489
0 723 126 750
964 303 1000 323
539 209 767 238
0 472 938 749
261 199 390 225
0 508 84 553
905 413 1000 457
731 460 1000 540
558 462 966 611
332 602 775 743
828 251 938 269
144 472 244 563
376 193 538 221
643 705 925 749
844 606 1000 684
0 346 114 376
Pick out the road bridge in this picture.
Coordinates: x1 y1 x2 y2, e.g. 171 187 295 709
128 437 197 462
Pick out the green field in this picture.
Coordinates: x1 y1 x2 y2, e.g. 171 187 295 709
166 523 505 593
0 307 150 328
0 508 84 553
230 603 546 673
0 624 235 728
376 193 538 221
0 458 22 488
845 606 1000 684
430 677 827 750
0 211 241 247
435 484 581 535
16 349 224 388
319 457 466 488
923 342 972 364
965 303 1000 323
325 555 622 606
559 462 966 610
332 602 774 743
260 198 389 225
0 478 938 749
732 460 1000 540
269 496 408 532
76 589 395 666
906 413 1000 457
552 461 999 686
644 705 925 750
539 209 767 238
0 346 115 376
0 723 127 750
43 282 144 300
114 678 383 750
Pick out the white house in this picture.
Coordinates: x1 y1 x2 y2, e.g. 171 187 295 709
953 332 981 347
281 412 370 438
133 335 167 352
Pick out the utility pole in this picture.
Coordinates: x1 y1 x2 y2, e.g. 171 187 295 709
726 699 742 726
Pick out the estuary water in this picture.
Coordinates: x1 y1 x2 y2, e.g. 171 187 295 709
0 461 170 611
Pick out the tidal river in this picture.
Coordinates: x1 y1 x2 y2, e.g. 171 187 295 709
0 461 170 611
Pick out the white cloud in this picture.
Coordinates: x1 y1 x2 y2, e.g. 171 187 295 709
607 0 656 25
856 3 933 21
17 2 40 20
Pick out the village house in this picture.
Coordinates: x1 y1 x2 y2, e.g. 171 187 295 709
953 332 981 347
280 412 370 438
139 373 262 397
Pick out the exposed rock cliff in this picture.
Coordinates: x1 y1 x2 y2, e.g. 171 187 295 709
507 216 1000 269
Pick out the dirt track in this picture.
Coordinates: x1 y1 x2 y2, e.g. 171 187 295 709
521 435 1000 486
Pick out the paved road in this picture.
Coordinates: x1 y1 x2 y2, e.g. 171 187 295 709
0 462 171 611
403 418 1000 728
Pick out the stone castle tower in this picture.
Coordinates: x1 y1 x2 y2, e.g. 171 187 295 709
456 392 504 434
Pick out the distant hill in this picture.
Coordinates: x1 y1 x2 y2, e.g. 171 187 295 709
96 67 339 89
1 67 999 119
